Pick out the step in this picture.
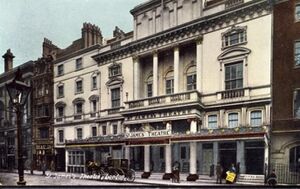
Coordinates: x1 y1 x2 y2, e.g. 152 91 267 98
237 174 265 184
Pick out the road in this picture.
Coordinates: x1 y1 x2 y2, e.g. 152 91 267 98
0 172 147 186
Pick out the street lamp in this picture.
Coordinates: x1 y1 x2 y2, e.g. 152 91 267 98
6 68 31 186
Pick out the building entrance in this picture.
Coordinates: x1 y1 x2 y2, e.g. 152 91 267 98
202 143 213 175
219 142 237 174
245 141 264 174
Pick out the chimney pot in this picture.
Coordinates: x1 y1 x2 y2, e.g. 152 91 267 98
2 49 14 72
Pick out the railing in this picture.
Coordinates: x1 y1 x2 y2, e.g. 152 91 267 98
126 90 201 109
225 0 244 9
269 163 300 184
221 88 244 99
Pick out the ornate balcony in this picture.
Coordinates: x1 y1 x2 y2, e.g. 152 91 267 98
225 0 244 9
125 90 201 110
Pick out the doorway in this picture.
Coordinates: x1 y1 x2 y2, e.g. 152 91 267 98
245 141 264 174
219 142 237 174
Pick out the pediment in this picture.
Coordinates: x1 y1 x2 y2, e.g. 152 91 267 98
106 77 124 86
218 47 251 61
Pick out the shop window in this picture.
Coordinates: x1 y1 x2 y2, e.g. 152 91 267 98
58 130 64 143
111 88 120 108
225 62 243 90
208 115 218 129
295 41 300 66
289 146 300 172
75 58 83 70
228 113 239 128
77 128 83 139
222 26 247 48
294 90 300 118
250 111 262 126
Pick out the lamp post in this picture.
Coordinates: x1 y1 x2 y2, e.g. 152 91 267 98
6 68 31 186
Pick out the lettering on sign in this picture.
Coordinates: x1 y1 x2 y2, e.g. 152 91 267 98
125 130 171 138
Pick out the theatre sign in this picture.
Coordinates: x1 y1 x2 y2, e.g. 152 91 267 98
125 130 172 138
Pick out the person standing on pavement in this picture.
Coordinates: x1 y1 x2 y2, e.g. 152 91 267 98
41 160 47 176
216 162 223 184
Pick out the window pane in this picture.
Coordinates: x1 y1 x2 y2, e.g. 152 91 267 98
92 127 97 137
102 125 107 135
208 115 218 129
225 62 243 90
111 88 120 108
228 113 238 128
147 83 152 97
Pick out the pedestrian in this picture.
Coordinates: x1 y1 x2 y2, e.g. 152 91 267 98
230 163 236 173
267 169 277 186
41 160 47 176
50 160 55 172
216 162 223 184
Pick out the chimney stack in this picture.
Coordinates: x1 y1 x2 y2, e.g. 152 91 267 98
82 22 103 48
2 49 14 72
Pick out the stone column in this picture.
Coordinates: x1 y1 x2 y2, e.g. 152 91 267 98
241 107 247 127
142 145 151 178
163 144 172 180
153 51 159 96
174 46 180 93
65 150 69 172
133 56 140 100
196 35 203 92
236 141 245 174
187 142 199 181
190 119 197 133
198 143 203 173
213 142 219 176
125 146 130 161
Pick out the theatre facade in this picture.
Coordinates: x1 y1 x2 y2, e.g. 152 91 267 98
53 0 272 181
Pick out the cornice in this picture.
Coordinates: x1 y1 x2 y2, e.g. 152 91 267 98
93 0 271 66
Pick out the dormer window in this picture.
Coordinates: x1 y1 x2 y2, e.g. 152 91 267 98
222 26 247 49
109 63 122 78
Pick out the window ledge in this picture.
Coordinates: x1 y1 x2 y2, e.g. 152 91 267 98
222 41 247 51
75 91 84 95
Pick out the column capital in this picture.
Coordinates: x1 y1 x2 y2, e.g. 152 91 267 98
195 35 203 45
132 53 139 62
172 43 180 51
152 49 158 56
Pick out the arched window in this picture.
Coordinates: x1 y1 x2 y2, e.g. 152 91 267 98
165 70 174 94
186 65 196 91
145 74 153 97
55 101 66 122
289 146 300 172
222 26 247 49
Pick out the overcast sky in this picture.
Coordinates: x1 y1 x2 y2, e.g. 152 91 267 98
0 0 146 74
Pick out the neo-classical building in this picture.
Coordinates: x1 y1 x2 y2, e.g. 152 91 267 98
271 0 300 184
53 0 272 181
0 50 33 170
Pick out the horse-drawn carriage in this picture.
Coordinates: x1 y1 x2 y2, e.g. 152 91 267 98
87 159 135 182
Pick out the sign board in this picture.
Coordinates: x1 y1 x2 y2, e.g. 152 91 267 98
125 130 171 138
226 171 236 183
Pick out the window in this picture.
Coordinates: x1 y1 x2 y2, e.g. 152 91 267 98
113 124 118 135
294 90 300 118
57 64 64 76
92 100 97 112
77 128 83 139
181 146 186 159
208 115 218 129
225 62 243 90
76 58 83 70
165 70 174 94
102 125 107 135
92 127 97 137
111 88 120 108
39 128 49 139
187 74 196 91
92 76 97 90
250 111 262 126
222 27 247 48
58 107 64 117
296 4 300 21
295 41 300 66
76 80 83 93
147 83 153 97
228 113 239 128
36 105 49 117
109 64 121 77
58 130 64 143
166 79 174 94
289 146 300 172
160 147 164 159
57 85 64 98
76 103 83 114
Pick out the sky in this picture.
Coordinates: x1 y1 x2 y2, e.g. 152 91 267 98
0 0 147 74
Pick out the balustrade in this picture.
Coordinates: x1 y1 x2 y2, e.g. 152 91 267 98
221 88 245 99
225 0 244 9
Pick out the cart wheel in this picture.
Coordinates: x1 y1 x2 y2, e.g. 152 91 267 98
126 169 135 182
115 168 125 182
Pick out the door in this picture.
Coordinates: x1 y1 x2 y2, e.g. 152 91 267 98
202 149 213 175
